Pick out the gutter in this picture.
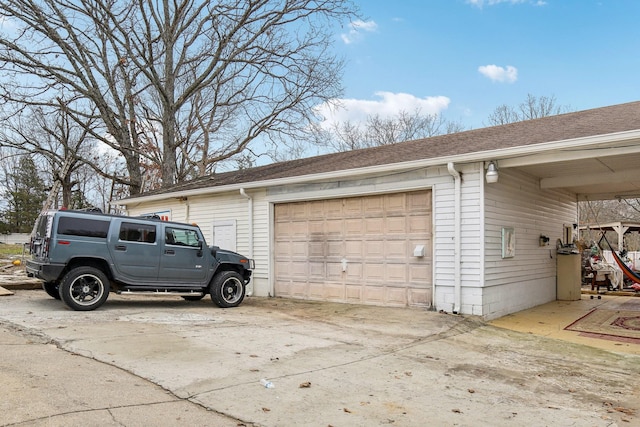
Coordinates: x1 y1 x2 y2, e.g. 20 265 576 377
240 188 254 297
447 162 462 315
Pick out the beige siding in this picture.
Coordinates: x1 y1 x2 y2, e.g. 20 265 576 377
274 191 432 307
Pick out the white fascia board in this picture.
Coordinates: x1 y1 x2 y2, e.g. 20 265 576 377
118 129 640 206
495 130 640 168
541 169 640 189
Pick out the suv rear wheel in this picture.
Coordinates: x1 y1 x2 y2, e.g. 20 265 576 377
59 266 110 311
42 282 61 300
210 271 245 308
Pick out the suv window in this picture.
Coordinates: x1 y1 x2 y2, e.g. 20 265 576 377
34 214 51 238
58 217 110 238
119 222 157 243
165 227 200 247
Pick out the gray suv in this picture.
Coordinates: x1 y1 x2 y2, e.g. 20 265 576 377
26 209 254 311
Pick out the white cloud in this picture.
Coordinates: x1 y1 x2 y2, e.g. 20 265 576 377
314 92 451 129
341 20 378 44
478 64 518 83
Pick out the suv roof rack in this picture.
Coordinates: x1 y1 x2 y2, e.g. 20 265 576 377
136 214 161 220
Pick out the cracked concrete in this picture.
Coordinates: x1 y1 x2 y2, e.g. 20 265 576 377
0 290 639 426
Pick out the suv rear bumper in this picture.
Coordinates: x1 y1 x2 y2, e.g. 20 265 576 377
25 260 65 282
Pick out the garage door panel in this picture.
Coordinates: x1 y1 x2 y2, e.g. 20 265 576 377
364 240 385 257
286 221 308 237
386 217 407 233
363 196 384 215
385 241 408 258
274 240 292 256
386 264 408 282
363 285 385 304
308 241 324 257
309 220 324 234
324 199 343 218
276 241 306 258
345 240 364 257
327 241 344 256
274 204 291 219
309 262 325 279
345 219 365 235
308 282 326 299
326 219 344 235
364 217 384 234
290 261 308 276
345 285 362 302
344 198 363 216
345 263 363 280
327 263 344 279
385 194 409 215
410 265 430 282
289 281 307 297
290 203 309 220
323 283 345 300
364 263 385 281
386 287 408 306
408 215 431 233
408 289 430 305
408 191 431 211
275 190 432 308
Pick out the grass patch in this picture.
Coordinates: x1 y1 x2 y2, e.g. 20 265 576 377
0 243 28 257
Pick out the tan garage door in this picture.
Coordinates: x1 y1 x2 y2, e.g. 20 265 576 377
274 190 432 307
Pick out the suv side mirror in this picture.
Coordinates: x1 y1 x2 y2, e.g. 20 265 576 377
197 239 204 257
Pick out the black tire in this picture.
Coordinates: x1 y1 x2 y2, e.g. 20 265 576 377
59 266 110 311
210 271 245 308
182 294 205 301
42 282 61 300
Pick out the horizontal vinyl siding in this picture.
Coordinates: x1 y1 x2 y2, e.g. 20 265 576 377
483 168 576 319
124 191 271 296
433 163 482 314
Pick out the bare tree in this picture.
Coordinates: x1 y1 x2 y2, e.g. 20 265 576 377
486 94 572 126
0 102 111 208
0 0 358 194
311 108 466 152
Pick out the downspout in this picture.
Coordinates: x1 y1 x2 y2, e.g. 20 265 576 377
447 163 462 314
240 188 254 296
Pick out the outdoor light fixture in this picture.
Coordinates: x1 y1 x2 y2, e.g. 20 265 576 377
485 161 499 184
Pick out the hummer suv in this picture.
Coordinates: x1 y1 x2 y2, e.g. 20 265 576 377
26 209 254 311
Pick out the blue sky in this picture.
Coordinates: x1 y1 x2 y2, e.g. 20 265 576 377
316 0 640 130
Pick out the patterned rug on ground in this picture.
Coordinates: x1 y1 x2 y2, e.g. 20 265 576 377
565 309 640 341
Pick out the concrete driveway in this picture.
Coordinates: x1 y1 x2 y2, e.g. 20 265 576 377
0 290 638 426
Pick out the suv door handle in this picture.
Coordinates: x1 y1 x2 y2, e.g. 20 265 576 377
115 245 127 251
165 249 175 255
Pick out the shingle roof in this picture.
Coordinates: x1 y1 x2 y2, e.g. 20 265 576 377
126 100 640 200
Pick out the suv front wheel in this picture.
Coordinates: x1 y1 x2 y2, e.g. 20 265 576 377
59 266 110 311
210 271 245 308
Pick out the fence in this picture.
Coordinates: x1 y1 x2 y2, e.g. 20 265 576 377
0 233 30 245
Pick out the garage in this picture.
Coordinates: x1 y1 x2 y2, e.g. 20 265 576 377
274 190 432 307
